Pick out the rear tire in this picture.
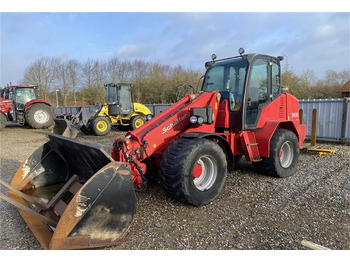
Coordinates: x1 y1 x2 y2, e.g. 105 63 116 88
25 103 54 129
0 113 6 130
130 115 145 130
91 116 111 136
160 138 227 206
268 129 299 178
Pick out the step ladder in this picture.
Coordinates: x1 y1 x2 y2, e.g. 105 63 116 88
240 131 261 162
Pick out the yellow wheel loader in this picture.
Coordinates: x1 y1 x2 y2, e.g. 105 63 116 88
53 83 153 138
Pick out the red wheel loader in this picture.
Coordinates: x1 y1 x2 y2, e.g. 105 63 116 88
0 49 306 249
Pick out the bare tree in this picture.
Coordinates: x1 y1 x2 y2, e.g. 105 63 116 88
106 57 120 84
116 60 132 83
22 54 348 103
130 60 149 101
107 58 137 84
92 59 107 87
22 57 60 100
130 60 149 80
57 61 69 106
82 58 106 87
81 58 107 103
66 59 81 105
82 58 94 88
314 70 350 98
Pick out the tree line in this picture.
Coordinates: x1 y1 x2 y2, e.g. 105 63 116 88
20 57 203 106
281 62 349 99
19 56 349 106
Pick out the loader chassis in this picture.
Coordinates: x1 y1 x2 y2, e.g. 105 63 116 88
112 53 306 194
3 51 306 249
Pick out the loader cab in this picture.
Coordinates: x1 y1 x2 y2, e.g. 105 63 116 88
106 83 133 116
202 50 282 130
13 87 38 111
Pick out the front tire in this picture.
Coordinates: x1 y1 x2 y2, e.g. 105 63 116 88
91 116 111 136
268 129 299 178
160 138 227 206
25 103 54 129
130 115 145 130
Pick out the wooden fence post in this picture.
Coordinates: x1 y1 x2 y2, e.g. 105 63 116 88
311 108 317 147
340 97 349 143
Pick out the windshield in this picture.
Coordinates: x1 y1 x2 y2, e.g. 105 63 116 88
107 85 118 104
202 58 248 92
202 58 248 111
16 88 37 104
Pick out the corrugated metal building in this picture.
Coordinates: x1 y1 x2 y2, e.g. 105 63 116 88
54 98 350 141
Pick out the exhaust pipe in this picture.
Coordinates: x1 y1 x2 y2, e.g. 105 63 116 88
2 134 136 249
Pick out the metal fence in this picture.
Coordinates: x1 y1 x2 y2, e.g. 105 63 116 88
53 106 97 119
54 98 349 141
299 98 349 141
144 99 350 141
52 104 172 117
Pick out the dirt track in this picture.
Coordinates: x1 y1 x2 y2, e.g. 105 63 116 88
0 125 349 250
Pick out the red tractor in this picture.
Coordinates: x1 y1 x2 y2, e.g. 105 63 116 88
2 49 306 249
0 85 54 130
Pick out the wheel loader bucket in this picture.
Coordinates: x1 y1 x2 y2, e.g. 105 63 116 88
53 118 80 138
2 133 136 250
53 107 90 138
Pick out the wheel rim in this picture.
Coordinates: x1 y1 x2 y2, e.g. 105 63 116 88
33 110 49 124
192 155 217 191
279 141 294 168
134 118 144 128
96 120 107 132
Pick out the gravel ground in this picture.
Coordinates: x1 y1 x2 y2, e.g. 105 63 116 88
0 124 349 250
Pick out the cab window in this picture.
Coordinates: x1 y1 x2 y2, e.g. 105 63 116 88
272 62 280 99
202 58 248 111
246 58 269 125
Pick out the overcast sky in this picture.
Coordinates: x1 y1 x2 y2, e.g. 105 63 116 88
1 3 349 87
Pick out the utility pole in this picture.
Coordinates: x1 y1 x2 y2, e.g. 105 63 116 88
55 89 59 107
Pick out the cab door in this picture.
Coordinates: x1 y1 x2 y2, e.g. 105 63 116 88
244 57 270 128
118 84 133 114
